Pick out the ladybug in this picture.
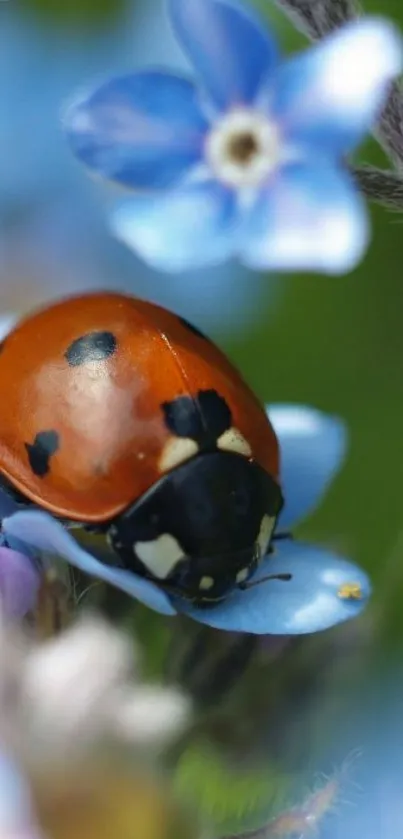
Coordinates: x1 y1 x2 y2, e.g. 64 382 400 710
0 292 283 606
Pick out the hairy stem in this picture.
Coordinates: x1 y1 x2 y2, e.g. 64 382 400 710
352 165 403 210
271 0 359 40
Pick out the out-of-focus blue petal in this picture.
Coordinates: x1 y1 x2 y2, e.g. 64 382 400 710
2 511 176 616
0 751 41 836
0 547 40 620
167 0 278 111
64 71 209 190
0 315 18 341
241 161 368 275
268 404 347 530
133 261 279 336
268 18 402 154
111 180 237 272
177 539 371 634
0 489 20 519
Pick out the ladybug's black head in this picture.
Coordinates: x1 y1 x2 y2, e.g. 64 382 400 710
108 451 283 606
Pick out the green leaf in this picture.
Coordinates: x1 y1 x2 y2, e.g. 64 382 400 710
174 742 293 835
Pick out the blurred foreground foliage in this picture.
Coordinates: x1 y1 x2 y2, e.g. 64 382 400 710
174 742 291 834
78 586 370 835
34 762 197 839
21 0 129 27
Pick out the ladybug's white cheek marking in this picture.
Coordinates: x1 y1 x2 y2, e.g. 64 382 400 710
257 514 276 559
217 427 252 457
158 437 199 473
236 568 250 584
199 576 215 590
135 534 185 579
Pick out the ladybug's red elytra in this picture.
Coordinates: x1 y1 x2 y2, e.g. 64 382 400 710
0 292 283 605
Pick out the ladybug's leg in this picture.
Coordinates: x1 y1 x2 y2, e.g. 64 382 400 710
235 531 294 590
272 530 292 543
238 572 292 590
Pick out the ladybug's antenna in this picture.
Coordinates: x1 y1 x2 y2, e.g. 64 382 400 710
239 572 292 591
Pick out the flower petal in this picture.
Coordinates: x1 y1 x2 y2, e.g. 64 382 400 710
0 314 18 341
2 511 176 616
0 547 40 620
268 404 347 530
0 751 41 836
168 0 278 111
0 488 20 519
111 180 237 272
241 161 368 274
64 71 209 190
269 18 403 154
177 540 370 634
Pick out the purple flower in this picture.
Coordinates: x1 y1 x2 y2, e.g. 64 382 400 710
1 405 371 636
64 0 402 274
0 316 41 623
0 545 40 622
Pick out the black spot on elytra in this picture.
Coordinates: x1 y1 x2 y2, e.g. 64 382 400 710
162 389 232 448
178 316 210 341
65 331 117 367
25 430 60 477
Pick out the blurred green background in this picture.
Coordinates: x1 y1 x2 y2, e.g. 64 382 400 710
3 0 403 834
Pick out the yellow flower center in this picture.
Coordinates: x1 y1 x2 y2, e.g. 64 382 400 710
205 108 280 189
227 131 259 165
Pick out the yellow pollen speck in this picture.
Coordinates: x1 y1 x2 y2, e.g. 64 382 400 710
338 582 363 600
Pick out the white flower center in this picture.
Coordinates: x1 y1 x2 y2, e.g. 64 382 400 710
205 109 280 189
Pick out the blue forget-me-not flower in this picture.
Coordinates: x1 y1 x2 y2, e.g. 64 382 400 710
1 404 371 635
64 0 402 275
2 0 276 336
